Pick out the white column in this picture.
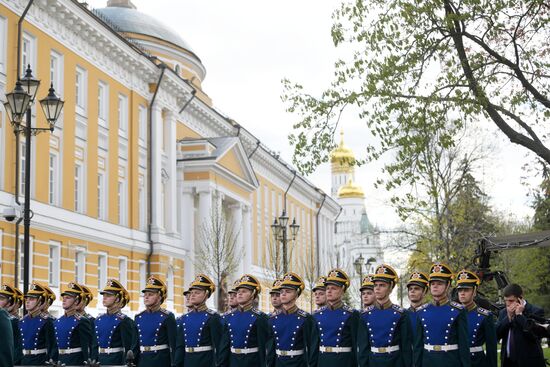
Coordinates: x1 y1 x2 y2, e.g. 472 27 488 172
150 105 163 233
230 203 244 274
180 187 195 252
242 205 252 273
198 188 212 228
166 111 178 236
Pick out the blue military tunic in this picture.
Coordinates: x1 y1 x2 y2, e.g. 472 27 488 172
266 306 319 367
358 302 412 367
54 313 93 365
175 307 224 367
413 300 471 367
94 311 138 365
313 303 360 367
219 306 270 367
135 308 177 367
465 305 497 367
20 312 58 365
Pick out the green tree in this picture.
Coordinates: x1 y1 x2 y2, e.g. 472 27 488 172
283 0 550 178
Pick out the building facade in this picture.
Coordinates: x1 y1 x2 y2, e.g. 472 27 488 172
0 0 339 316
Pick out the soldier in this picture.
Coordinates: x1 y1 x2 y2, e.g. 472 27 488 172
0 284 24 364
135 276 177 367
175 274 224 367
221 280 240 325
267 272 319 366
456 270 497 367
359 274 375 310
312 276 327 309
219 273 270 366
413 262 470 367
358 264 412 367
77 283 98 360
270 279 283 316
55 282 93 365
184 289 193 312
95 279 138 365
0 308 14 367
313 268 360 367
407 271 429 339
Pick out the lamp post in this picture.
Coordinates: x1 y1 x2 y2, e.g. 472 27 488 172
4 65 64 301
353 254 365 284
270 210 300 273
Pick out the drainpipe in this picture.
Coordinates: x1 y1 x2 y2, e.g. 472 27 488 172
247 140 261 159
315 193 326 277
13 0 35 285
146 64 166 277
283 170 297 212
178 89 196 114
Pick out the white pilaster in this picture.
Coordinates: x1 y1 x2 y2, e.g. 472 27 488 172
151 105 163 233
166 111 178 236
242 205 252 273
230 203 244 274
198 188 212 226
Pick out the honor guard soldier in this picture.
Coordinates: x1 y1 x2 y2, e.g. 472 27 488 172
270 279 284 316
219 274 270 366
20 282 58 365
55 282 93 365
407 271 429 339
358 264 412 367
136 276 177 367
313 268 360 367
267 272 319 367
222 280 240 324
0 308 14 367
359 275 376 310
183 289 193 312
456 270 497 367
95 279 138 365
175 274 224 367
0 284 24 364
413 263 470 367
312 276 327 309
77 283 98 360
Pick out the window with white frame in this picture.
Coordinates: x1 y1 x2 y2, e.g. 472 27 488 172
119 257 128 287
50 51 63 97
75 250 85 283
75 67 87 114
118 94 128 135
98 82 108 125
138 105 147 144
48 153 58 205
48 242 60 287
0 16 7 74
118 180 126 226
74 163 84 213
21 33 36 74
97 172 106 220
97 253 107 290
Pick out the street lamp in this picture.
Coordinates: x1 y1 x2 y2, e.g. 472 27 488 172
4 65 64 304
270 210 300 273
354 254 365 282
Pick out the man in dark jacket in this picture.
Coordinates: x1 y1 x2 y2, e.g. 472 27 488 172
496 283 546 367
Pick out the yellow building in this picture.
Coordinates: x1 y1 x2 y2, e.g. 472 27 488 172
0 0 339 315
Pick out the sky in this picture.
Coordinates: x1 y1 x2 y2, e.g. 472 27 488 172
88 0 538 230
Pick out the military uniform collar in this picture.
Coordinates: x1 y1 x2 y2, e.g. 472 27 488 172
327 300 343 310
376 300 393 310
465 302 477 312
282 305 298 314
195 304 208 312
107 307 122 315
240 301 254 312
146 304 162 313
432 296 449 306
409 302 425 311
28 309 41 318
65 309 78 317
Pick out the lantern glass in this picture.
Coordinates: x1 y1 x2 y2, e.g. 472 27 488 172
5 81 31 121
39 84 64 129
21 65 40 102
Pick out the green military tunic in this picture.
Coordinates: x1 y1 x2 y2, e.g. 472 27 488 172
135 308 177 367
94 311 139 365
174 305 224 367
0 309 14 367
414 299 471 367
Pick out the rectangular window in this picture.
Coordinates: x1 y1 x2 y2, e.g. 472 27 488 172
98 253 107 290
0 16 7 73
21 33 35 74
50 51 63 96
118 180 126 226
97 172 105 220
138 105 147 143
48 242 60 287
48 153 58 205
98 82 108 125
75 250 85 283
118 94 128 134
75 67 87 114
119 257 128 287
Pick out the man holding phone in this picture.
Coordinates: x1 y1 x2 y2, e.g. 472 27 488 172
496 283 546 367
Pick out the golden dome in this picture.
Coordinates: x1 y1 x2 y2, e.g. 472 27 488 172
338 179 365 199
330 130 355 165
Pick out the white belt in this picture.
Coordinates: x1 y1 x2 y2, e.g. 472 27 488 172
276 349 304 356
470 346 484 353
140 344 169 352
424 344 459 352
58 347 83 355
185 346 213 353
319 346 352 353
371 345 400 353
231 347 259 354
22 348 47 355
99 347 124 354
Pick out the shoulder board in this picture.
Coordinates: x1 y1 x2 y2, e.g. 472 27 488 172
206 308 217 315
116 312 127 319
313 306 327 314
160 308 172 315
74 314 82 320
8 314 17 320
450 301 464 309
297 309 309 317
251 308 263 316
416 303 429 311
342 305 354 312
392 304 405 313
362 305 375 314
476 307 491 316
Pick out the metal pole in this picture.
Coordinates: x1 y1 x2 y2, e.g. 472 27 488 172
282 225 288 274
22 107 31 305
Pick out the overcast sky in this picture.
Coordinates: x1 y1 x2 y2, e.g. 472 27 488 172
88 0 537 229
